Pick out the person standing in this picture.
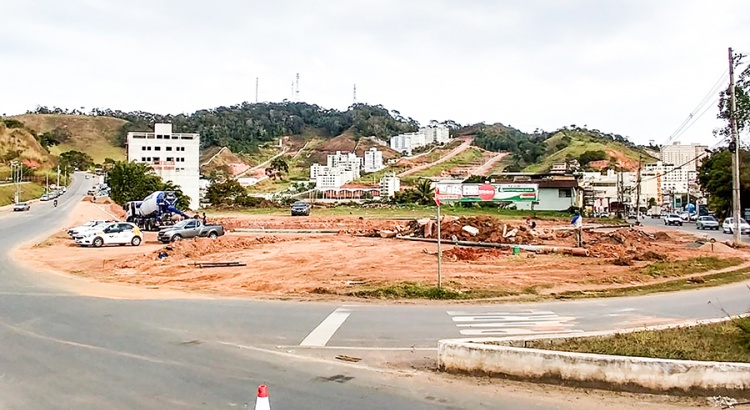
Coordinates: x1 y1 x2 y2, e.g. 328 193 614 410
526 216 536 230
571 210 583 247
202 212 207 224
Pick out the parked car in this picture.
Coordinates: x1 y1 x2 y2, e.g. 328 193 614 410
68 220 112 237
13 202 30 212
40 193 50 201
695 216 719 230
722 217 750 235
291 201 311 216
679 212 690 221
75 222 143 247
663 213 683 226
157 219 225 243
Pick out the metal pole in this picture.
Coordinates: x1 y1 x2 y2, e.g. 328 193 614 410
437 204 442 289
729 47 742 244
56 165 60 188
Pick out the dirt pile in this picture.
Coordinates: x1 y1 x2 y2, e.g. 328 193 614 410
213 216 397 233
387 215 555 244
586 228 668 259
443 247 508 261
155 236 287 259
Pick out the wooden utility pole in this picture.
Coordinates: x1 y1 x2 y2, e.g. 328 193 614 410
636 155 642 224
729 47 742 244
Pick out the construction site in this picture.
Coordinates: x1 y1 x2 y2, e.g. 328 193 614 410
16 198 748 300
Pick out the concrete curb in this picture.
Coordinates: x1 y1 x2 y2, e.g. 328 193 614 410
438 317 750 395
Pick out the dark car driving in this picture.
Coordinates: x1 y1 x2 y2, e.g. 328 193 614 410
291 201 310 216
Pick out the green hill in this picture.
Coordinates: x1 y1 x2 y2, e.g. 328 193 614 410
524 130 658 172
12 114 126 163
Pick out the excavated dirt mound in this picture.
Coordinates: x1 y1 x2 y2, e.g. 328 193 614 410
443 247 508 261
399 215 544 244
586 228 670 259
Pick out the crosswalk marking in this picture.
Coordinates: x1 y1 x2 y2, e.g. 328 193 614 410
448 310 581 337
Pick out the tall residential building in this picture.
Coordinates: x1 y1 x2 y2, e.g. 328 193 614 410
421 125 450 144
327 151 361 179
126 123 200 210
379 172 400 198
363 148 384 173
660 142 708 172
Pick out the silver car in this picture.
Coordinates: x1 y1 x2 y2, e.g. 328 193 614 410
695 216 719 230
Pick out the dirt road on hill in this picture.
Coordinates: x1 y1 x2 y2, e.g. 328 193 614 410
397 137 474 177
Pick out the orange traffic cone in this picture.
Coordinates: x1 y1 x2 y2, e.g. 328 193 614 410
255 385 270 410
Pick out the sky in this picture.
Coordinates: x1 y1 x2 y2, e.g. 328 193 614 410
2 0 749 146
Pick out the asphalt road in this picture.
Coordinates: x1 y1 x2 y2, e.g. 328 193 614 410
637 216 729 242
2 175 749 409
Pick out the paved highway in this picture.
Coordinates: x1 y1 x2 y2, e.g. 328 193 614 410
2 174 749 409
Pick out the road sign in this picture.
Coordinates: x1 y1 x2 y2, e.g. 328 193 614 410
478 184 495 201
435 194 462 200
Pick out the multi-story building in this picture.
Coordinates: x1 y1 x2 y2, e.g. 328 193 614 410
327 151 361 180
580 170 635 212
315 167 356 190
379 172 401 198
363 148 384 173
421 125 450 144
126 123 200 210
660 142 708 172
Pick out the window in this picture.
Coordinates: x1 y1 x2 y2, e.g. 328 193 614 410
153 157 160 163
166 146 172 151
558 189 572 198
141 157 146 162
166 157 174 162
154 146 161 151
141 146 146 151
146 146 152 151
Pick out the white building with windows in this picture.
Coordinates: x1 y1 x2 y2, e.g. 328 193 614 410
315 167 356 190
390 125 451 155
379 172 400 198
421 125 450 144
126 123 200 210
364 148 384 173
660 142 708 173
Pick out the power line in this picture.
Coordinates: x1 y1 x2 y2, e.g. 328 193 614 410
661 69 728 146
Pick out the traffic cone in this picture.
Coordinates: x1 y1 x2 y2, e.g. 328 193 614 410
255 384 270 410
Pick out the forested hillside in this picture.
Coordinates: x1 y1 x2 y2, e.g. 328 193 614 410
29 103 420 153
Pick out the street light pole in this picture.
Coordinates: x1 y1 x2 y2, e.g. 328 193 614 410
729 47 742 244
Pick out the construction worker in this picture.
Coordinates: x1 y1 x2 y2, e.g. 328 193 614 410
571 210 583 247
526 216 536 230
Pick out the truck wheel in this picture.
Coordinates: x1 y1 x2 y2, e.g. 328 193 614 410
171 234 182 242
131 236 142 246
208 232 218 239
93 237 104 248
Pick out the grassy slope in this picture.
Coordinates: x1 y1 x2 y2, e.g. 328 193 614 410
0 123 55 168
12 114 127 163
524 131 657 173
401 148 485 184
0 182 46 206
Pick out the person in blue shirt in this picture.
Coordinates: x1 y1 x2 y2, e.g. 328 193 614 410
571 210 583 247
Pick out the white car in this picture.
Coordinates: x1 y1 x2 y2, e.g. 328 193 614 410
722 217 750 235
75 222 143 247
68 220 110 237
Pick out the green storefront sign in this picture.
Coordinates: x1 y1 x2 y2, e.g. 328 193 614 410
435 183 539 203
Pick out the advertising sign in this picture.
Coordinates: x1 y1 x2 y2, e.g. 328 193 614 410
460 183 539 202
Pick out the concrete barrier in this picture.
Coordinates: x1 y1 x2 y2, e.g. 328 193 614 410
438 333 750 395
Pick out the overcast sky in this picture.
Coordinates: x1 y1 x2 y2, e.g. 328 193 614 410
2 0 749 145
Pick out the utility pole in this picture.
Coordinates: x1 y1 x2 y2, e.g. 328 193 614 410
255 77 259 103
729 47 742 244
636 155 642 224
56 164 60 189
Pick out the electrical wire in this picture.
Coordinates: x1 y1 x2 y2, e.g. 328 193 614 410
661 70 728 146
638 139 727 184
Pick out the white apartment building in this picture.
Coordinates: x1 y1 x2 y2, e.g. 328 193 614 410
421 125 451 144
379 172 401 198
660 142 708 172
390 125 452 155
127 123 200 210
315 167 356 190
327 151 361 180
363 148 384 173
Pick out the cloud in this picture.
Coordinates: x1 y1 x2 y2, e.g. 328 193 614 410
1 0 749 145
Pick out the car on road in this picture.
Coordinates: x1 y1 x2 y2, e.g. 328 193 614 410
40 193 50 201
722 217 750 235
695 216 719 230
663 213 683 226
157 219 225 243
75 222 143 247
291 201 311 216
68 219 112 237
13 202 30 212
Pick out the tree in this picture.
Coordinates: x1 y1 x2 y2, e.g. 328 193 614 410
107 161 190 208
697 149 750 219
716 53 750 140
265 157 289 180
204 179 247 207
413 179 435 205
59 150 94 171
648 197 657 207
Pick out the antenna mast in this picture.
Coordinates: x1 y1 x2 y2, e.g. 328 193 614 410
353 84 357 105
295 73 300 102
255 77 259 103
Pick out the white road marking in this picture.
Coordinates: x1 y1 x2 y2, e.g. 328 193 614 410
300 307 352 347
448 310 580 336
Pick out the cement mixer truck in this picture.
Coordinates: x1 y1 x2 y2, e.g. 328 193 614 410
124 191 190 231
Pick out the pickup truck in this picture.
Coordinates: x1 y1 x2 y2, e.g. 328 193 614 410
157 219 225 243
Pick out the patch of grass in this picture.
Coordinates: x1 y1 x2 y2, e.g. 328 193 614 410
554 267 750 299
528 317 750 362
351 282 516 300
640 256 744 278
0 182 46 206
402 148 485 183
